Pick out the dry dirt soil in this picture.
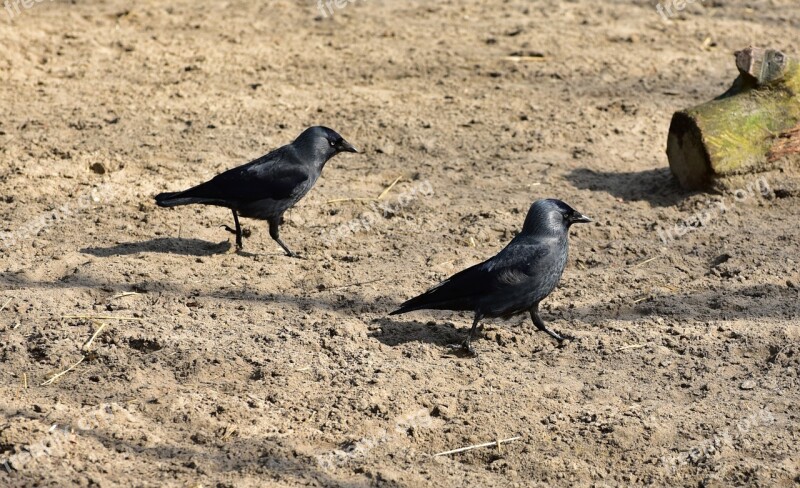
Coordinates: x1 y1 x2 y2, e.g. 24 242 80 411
1 0 799 486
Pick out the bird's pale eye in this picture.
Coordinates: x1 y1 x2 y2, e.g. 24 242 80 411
330 141 336 147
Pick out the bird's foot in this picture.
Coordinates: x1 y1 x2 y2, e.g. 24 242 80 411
446 341 478 358
541 329 576 348
284 250 303 259
539 326 566 343
555 333 576 347
221 225 251 238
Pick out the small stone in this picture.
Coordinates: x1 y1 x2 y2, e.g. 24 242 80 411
89 162 106 174
740 380 756 390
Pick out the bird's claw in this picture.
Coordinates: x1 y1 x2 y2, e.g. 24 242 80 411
555 333 576 346
446 341 478 357
221 225 251 238
540 329 576 347
539 326 568 343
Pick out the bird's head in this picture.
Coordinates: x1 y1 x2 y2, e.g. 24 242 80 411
521 199 592 236
294 126 358 165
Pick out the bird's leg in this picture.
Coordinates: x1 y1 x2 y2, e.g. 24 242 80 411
221 210 244 250
462 313 482 355
232 210 243 250
529 306 564 342
269 219 298 258
448 312 482 357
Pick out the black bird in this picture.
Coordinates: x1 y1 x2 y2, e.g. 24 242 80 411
390 199 592 354
155 126 358 256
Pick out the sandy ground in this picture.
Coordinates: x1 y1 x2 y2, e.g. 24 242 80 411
1 0 799 486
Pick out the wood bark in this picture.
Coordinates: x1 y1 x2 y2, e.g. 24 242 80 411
667 47 800 189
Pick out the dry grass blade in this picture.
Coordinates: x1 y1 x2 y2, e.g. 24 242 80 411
616 343 648 352
434 436 522 456
82 321 108 351
110 292 139 300
324 197 376 204
632 256 659 268
325 175 403 205
320 278 384 292
62 315 142 321
0 297 12 313
377 175 403 200
435 259 455 268
41 355 86 386
503 56 547 62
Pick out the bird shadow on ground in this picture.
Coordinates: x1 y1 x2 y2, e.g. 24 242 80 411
369 317 470 347
565 167 698 207
0 406 394 488
0 272 383 317
80 238 232 257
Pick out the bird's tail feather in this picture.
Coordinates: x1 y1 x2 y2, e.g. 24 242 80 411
155 191 219 207
390 276 476 315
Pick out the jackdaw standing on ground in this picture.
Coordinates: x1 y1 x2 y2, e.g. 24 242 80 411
155 126 358 256
390 199 592 355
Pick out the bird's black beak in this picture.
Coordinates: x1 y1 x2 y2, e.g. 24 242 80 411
570 213 592 224
338 139 359 153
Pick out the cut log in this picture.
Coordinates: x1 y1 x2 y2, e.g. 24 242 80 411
667 47 800 189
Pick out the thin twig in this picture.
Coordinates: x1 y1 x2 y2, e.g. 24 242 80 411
318 278 384 292
377 176 403 200
503 56 547 62
0 297 12 313
82 321 108 351
325 175 404 205
325 197 377 205
616 343 648 352
22 373 27 389
434 436 522 456
41 356 86 386
110 292 139 300
632 256 659 268
62 315 142 321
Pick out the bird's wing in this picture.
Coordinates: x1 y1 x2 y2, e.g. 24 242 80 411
480 240 553 289
391 240 553 314
179 147 310 203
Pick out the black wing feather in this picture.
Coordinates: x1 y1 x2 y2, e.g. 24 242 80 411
390 241 552 315
156 147 310 206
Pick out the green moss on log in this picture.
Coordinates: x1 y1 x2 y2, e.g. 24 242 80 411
667 50 800 189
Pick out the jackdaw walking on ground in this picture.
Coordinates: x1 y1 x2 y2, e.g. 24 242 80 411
155 126 358 256
390 199 592 355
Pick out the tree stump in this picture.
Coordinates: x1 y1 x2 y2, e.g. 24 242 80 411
667 47 800 189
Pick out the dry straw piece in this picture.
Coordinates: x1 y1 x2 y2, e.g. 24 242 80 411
40 356 86 386
433 436 522 457
326 175 403 204
82 321 108 351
